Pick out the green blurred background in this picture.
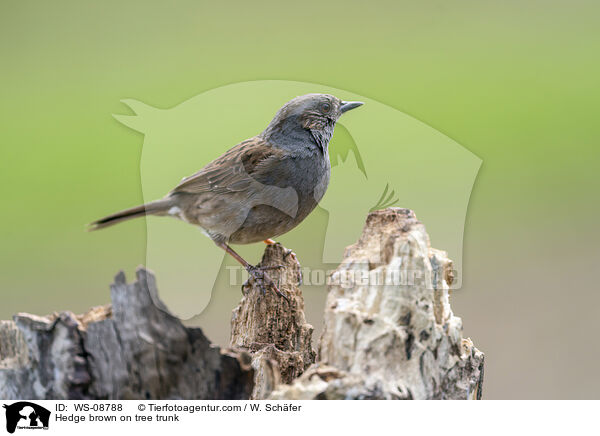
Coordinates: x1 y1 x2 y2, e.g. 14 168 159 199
1 0 599 399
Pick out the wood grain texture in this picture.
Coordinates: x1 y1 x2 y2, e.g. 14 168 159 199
0 268 253 400
0 208 483 400
230 243 315 399
270 208 484 399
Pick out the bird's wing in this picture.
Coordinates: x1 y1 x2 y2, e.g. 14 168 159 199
171 137 285 195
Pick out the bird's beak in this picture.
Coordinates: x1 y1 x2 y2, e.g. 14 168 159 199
340 101 364 113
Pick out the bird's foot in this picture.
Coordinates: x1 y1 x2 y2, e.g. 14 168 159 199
246 265 289 302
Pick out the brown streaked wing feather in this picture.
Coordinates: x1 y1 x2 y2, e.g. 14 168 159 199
170 137 282 195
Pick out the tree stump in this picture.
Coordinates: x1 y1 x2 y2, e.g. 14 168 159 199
270 208 484 399
0 268 253 400
0 208 483 400
229 243 316 399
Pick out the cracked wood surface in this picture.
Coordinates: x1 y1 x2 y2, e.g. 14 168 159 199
229 243 315 399
0 269 253 400
0 208 483 400
270 208 484 399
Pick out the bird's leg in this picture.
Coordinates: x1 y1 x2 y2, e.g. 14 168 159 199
217 242 289 301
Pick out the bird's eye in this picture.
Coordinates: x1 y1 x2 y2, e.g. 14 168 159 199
321 102 331 113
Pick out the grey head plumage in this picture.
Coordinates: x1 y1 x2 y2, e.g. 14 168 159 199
261 93 363 153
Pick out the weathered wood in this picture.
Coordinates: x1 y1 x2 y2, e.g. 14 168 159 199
0 208 483 400
230 243 315 399
270 208 484 399
0 268 254 400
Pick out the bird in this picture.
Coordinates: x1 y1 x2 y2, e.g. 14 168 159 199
89 93 364 300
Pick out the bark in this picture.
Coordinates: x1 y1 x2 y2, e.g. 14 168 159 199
269 208 484 399
0 268 253 400
229 243 315 399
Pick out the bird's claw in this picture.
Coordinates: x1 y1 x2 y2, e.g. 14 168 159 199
246 265 290 302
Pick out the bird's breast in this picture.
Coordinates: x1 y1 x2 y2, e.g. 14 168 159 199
287 152 330 206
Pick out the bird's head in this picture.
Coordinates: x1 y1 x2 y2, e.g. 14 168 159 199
262 93 363 152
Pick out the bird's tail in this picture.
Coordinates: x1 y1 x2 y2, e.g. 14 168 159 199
88 198 174 231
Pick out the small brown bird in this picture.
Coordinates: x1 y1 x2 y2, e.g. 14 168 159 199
90 94 363 299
